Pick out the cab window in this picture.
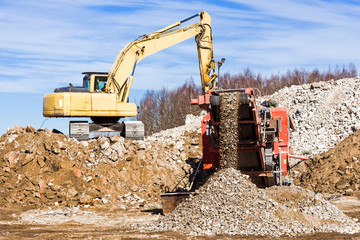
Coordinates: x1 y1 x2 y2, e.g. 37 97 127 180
95 76 108 92
83 75 90 91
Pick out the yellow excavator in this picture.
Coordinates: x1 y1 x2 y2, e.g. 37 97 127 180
43 11 218 140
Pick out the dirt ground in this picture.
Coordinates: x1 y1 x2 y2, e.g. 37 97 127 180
0 192 359 240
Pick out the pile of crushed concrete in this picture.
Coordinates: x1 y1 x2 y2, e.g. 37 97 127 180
256 77 360 195
146 168 360 237
260 76 360 156
295 129 360 195
0 116 202 209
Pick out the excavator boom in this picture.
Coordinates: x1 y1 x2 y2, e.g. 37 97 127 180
107 11 217 101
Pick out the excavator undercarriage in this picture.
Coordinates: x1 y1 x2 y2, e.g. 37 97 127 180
69 120 144 141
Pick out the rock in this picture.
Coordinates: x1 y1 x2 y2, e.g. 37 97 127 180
345 189 354 196
67 187 78 198
73 168 82 178
109 135 123 143
80 193 92 204
137 142 146 150
49 184 62 192
83 176 92 182
111 142 125 157
258 78 360 156
6 152 17 166
51 144 60 154
25 126 35 132
37 157 46 168
99 138 110 150
6 125 23 135
38 180 47 189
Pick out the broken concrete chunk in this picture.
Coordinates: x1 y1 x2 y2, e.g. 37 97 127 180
67 187 78 198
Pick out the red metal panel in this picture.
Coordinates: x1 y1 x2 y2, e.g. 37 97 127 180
201 113 219 169
270 107 290 176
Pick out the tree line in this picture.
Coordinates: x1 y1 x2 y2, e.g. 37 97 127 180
137 63 357 135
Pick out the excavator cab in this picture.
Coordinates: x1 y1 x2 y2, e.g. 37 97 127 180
51 72 109 93
81 72 108 93
94 76 107 92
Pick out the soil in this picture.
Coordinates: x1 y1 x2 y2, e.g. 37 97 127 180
332 191 360 220
294 130 360 195
0 125 202 209
0 202 360 239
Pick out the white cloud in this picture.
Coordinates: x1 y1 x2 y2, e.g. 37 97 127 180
0 0 359 93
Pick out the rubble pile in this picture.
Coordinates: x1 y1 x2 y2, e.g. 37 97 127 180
261 77 360 155
149 113 204 141
148 168 360 237
0 121 202 208
259 77 360 195
295 129 360 194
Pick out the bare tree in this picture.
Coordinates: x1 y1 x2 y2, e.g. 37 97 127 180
138 63 357 135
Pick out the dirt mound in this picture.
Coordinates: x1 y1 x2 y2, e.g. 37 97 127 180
146 168 360 237
294 130 360 194
0 125 202 208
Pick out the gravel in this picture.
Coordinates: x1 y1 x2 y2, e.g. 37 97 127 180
144 168 360 237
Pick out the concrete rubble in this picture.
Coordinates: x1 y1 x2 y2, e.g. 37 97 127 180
0 116 203 209
219 92 240 169
145 168 360 237
259 76 360 156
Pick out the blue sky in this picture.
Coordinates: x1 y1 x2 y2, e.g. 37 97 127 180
1 0 360 134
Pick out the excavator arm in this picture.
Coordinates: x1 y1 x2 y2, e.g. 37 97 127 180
106 11 217 101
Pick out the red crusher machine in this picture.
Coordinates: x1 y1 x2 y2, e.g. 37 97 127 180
191 88 303 187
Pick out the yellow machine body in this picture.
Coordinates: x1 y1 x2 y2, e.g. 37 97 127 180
43 92 137 118
43 73 137 118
